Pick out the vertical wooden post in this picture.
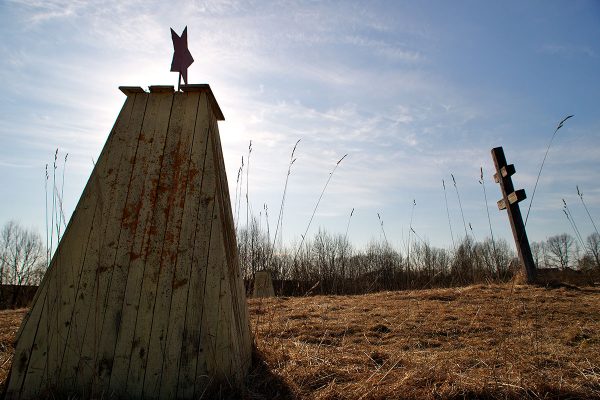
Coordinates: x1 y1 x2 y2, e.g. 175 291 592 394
491 147 537 283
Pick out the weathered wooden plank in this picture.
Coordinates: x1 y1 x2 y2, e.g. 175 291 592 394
57 96 140 390
21 254 62 398
40 145 110 391
181 84 225 121
209 117 240 381
93 92 176 394
42 183 99 391
22 185 101 398
176 101 215 399
155 92 209 399
10 92 137 400
125 93 187 399
497 189 527 210
178 195 215 399
141 91 200 399
215 241 236 381
106 93 173 396
491 147 536 283
210 112 252 369
43 208 62 389
52 199 99 395
4 282 48 400
74 91 148 396
119 86 145 95
149 85 175 93
64 92 144 394
37 94 136 396
15 291 50 400
108 92 174 394
493 164 516 183
55 202 108 393
194 159 227 397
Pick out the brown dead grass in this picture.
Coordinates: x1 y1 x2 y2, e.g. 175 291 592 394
0 285 599 399
0 308 27 386
247 284 600 399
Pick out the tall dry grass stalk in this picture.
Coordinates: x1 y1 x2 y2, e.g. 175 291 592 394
233 157 243 229
377 212 389 247
294 154 347 261
238 157 244 228
469 222 477 244
56 153 68 242
479 167 498 270
344 208 354 245
246 140 253 262
271 139 300 263
407 199 416 270
49 149 58 259
562 198 585 249
442 179 455 248
263 203 270 248
525 114 574 226
577 185 599 237
44 149 68 264
410 226 426 245
451 173 469 240
44 164 49 267
562 209 585 253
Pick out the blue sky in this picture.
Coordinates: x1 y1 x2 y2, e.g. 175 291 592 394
1 0 599 251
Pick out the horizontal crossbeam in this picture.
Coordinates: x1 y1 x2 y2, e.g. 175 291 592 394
493 164 516 183
497 189 526 210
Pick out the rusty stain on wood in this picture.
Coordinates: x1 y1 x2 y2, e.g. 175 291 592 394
4 85 252 400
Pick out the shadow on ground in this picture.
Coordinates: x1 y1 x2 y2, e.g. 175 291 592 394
242 346 295 400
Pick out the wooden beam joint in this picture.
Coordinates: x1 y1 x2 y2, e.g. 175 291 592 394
493 164 516 183
497 189 527 210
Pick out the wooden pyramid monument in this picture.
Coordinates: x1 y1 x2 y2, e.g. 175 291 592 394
252 270 275 298
4 85 252 399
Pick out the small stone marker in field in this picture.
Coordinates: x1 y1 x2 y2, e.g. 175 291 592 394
5 83 252 398
253 270 275 298
491 146 537 283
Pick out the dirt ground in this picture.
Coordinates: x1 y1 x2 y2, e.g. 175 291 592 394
1 283 599 399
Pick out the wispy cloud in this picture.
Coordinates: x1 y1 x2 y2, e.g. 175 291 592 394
540 43 598 58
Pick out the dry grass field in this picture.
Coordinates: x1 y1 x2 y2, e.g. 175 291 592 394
246 283 600 399
0 283 599 399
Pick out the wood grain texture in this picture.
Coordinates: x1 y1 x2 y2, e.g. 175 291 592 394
5 86 252 400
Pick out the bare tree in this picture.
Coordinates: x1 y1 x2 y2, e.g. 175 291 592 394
586 233 600 270
531 241 546 268
0 221 45 285
0 221 46 306
546 233 576 270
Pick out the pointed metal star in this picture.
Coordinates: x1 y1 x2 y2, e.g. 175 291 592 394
170 26 194 88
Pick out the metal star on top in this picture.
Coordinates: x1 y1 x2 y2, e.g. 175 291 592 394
170 26 194 89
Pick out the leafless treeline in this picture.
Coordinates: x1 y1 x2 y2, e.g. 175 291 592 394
532 232 600 271
237 218 600 295
0 221 45 307
1 218 599 300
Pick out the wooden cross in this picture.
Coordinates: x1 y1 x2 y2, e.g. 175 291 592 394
491 146 537 283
